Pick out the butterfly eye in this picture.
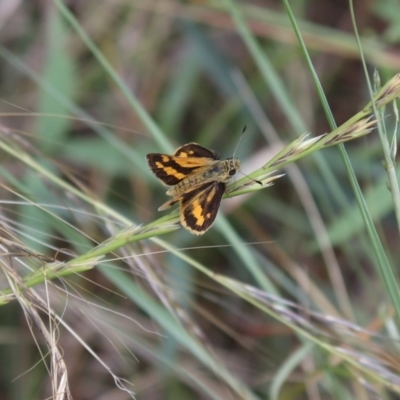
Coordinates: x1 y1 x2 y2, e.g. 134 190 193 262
229 169 236 176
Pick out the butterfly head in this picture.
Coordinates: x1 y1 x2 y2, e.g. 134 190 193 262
226 158 241 177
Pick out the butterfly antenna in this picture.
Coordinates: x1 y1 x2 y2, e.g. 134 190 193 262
232 125 247 158
232 125 262 185
239 171 262 186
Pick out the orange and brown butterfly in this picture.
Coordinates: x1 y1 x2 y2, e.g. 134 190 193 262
146 143 241 235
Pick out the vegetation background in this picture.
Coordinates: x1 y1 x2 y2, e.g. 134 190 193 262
0 0 400 399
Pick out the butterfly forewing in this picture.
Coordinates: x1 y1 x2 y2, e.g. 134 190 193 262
146 153 213 185
180 182 226 235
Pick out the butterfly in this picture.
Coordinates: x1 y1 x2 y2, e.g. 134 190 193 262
146 143 241 235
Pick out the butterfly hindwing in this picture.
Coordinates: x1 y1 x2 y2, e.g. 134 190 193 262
174 143 219 160
180 182 226 235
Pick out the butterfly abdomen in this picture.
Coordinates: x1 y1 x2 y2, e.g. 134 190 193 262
167 159 240 197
